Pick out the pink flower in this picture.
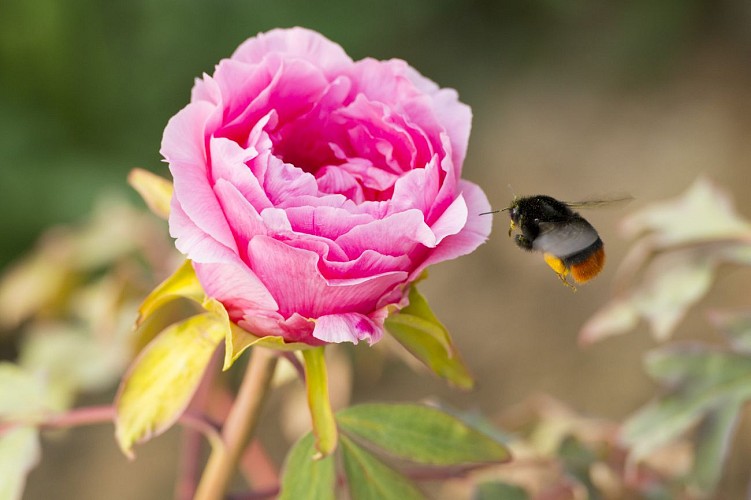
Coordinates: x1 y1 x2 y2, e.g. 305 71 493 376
162 27 491 346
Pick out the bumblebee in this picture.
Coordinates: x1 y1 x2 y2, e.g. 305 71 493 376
484 195 627 290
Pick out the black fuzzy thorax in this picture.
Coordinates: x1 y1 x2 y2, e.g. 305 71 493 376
510 195 578 241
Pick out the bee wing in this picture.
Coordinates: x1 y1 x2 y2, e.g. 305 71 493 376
562 196 633 210
532 218 599 256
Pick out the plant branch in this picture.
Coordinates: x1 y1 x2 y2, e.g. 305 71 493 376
194 347 278 500
176 348 222 500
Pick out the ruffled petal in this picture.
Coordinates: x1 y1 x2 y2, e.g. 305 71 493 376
248 236 407 317
232 27 353 78
169 197 238 264
336 209 436 258
411 180 491 279
163 101 237 252
193 260 278 320
312 312 383 345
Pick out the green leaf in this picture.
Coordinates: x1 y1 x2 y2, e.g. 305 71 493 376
691 402 740 495
115 312 226 457
385 286 474 389
645 345 751 389
302 347 338 458
474 482 529 500
127 168 173 220
336 403 510 466
0 426 40 500
622 345 751 462
279 432 336 500
340 434 423 500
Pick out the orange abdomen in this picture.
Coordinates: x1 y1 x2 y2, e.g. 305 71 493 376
569 246 605 283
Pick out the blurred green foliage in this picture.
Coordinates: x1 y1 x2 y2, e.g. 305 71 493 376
0 0 748 268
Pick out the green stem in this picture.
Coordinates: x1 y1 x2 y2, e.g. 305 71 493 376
194 347 278 500
302 347 338 458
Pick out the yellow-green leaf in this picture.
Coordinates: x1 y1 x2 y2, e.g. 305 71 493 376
127 168 174 220
385 286 474 389
340 434 423 500
203 298 310 370
279 432 336 500
137 260 204 323
115 312 226 457
0 426 40 500
302 347 338 458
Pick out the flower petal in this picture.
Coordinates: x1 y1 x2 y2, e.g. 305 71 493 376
163 101 237 252
249 236 407 317
169 197 238 264
411 180 491 279
193 260 278 320
232 27 352 77
313 313 383 345
336 209 436 257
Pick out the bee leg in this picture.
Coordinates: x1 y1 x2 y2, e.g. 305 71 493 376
543 253 577 292
507 220 516 237
514 234 533 250
556 273 577 292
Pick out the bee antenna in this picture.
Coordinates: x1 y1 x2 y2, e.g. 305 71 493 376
479 207 510 216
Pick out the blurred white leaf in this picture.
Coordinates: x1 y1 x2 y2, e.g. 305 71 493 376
0 426 40 500
0 363 60 421
621 177 751 246
20 324 128 403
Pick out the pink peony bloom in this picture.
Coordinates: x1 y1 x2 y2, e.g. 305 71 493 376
162 27 491 346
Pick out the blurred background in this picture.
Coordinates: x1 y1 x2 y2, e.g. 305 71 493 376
2 0 751 498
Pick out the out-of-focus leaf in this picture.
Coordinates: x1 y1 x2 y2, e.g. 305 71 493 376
620 177 751 246
115 312 226 458
474 482 529 500
691 402 740 495
128 168 173 220
69 198 166 270
340 434 423 500
622 344 751 463
336 403 510 465
137 260 204 324
278 432 336 500
632 252 715 341
19 325 127 408
385 286 474 389
582 250 715 343
302 347 338 458
0 245 72 330
580 298 639 345
707 309 751 354
585 178 751 345
0 426 40 500
0 363 60 420
644 344 751 388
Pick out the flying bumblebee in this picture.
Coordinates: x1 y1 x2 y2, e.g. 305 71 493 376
483 195 630 290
